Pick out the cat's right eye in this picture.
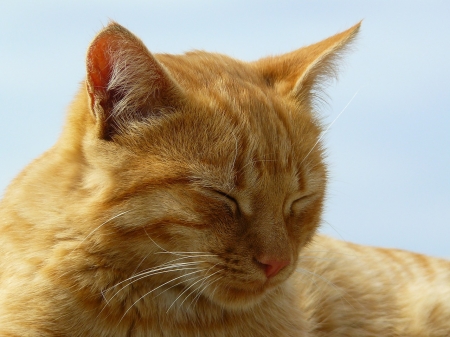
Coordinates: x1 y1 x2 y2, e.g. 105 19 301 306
288 193 314 216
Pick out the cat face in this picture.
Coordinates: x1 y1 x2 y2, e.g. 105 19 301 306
74 22 358 311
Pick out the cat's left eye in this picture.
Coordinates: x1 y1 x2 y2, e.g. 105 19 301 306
212 190 239 215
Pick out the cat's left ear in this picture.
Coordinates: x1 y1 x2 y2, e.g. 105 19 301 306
254 22 361 105
86 22 183 140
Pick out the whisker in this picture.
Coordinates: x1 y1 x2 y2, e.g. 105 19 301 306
189 272 223 309
320 220 346 241
154 275 198 298
143 227 172 254
166 273 217 313
155 262 219 299
98 264 203 320
104 262 203 300
208 277 223 302
117 269 204 325
181 269 222 307
131 252 151 276
98 265 203 319
301 89 359 165
143 228 215 258
155 251 215 255
135 257 203 277
104 251 218 304
160 273 205 300
69 210 130 256
154 252 218 258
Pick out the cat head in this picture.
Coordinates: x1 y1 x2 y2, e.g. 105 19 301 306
66 22 359 311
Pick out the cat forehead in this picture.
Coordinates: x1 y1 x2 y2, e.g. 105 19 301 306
155 52 264 95
154 51 319 143
157 51 252 76
127 53 324 190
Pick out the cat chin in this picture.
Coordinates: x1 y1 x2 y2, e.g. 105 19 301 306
201 268 294 311
205 282 280 311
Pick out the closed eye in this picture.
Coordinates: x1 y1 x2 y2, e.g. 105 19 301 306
211 189 240 215
292 195 310 204
289 194 314 215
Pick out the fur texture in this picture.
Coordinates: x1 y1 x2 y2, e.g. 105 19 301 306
0 22 449 337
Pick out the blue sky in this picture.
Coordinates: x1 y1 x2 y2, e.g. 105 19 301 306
1 1 449 257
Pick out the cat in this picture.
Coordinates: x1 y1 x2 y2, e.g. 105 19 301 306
0 21 449 337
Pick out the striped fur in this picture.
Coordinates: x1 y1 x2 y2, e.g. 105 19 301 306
0 21 449 336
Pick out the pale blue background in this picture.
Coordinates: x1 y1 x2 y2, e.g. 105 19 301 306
1 1 449 257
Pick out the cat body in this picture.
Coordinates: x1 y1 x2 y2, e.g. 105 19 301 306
0 22 449 336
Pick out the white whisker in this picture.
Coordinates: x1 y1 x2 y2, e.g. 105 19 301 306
208 277 222 301
154 275 200 298
301 90 359 165
167 273 214 313
104 262 203 301
117 269 204 325
131 252 151 276
189 272 223 309
320 220 346 240
98 263 203 320
154 252 217 258
135 259 202 278
143 227 172 253
143 228 214 258
69 210 130 256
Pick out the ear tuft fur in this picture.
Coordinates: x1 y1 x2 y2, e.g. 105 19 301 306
254 22 361 108
86 22 182 139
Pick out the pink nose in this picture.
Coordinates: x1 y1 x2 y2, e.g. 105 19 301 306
257 258 290 278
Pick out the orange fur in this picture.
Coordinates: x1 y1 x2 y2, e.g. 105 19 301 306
0 21 449 336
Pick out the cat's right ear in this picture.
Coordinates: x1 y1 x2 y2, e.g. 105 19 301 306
86 22 182 140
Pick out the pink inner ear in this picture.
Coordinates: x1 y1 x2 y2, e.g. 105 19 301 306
87 34 115 97
85 23 183 140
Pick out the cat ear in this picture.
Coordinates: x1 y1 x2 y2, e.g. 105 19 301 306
86 22 182 139
254 22 361 105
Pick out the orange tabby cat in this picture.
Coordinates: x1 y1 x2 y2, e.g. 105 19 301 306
1 21 449 337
